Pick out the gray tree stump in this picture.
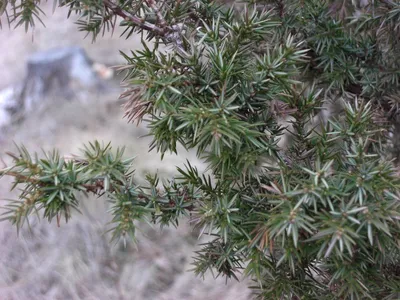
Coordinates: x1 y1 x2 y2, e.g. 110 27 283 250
17 46 105 113
0 47 112 142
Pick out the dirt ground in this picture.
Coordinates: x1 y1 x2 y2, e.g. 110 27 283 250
0 3 251 300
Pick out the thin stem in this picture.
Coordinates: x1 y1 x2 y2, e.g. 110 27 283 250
102 0 167 35
145 0 167 28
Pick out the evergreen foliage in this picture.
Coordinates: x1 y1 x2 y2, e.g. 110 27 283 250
2 0 400 298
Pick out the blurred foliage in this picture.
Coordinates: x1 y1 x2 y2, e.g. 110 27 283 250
2 0 400 298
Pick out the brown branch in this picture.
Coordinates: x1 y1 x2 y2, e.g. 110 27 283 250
102 0 189 56
102 0 167 36
82 181 107 193
0 170 40 184
2 169 113 194
145 0 167 28
2 166 196 210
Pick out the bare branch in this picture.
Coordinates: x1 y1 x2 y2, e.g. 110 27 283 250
102 0 167 36
102 0 187 55
145 0 167 28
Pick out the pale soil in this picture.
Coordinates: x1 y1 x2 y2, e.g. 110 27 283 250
0 4 251 300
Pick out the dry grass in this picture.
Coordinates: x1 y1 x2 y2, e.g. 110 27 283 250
0 5 251 297
0 89 251 300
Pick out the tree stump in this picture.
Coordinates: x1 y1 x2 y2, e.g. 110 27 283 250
0 47 112 141
17 46 105 113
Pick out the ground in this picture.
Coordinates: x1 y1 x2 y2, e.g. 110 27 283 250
0 4 250 300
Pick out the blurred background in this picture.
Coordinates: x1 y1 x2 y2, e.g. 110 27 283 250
0 3 250 299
